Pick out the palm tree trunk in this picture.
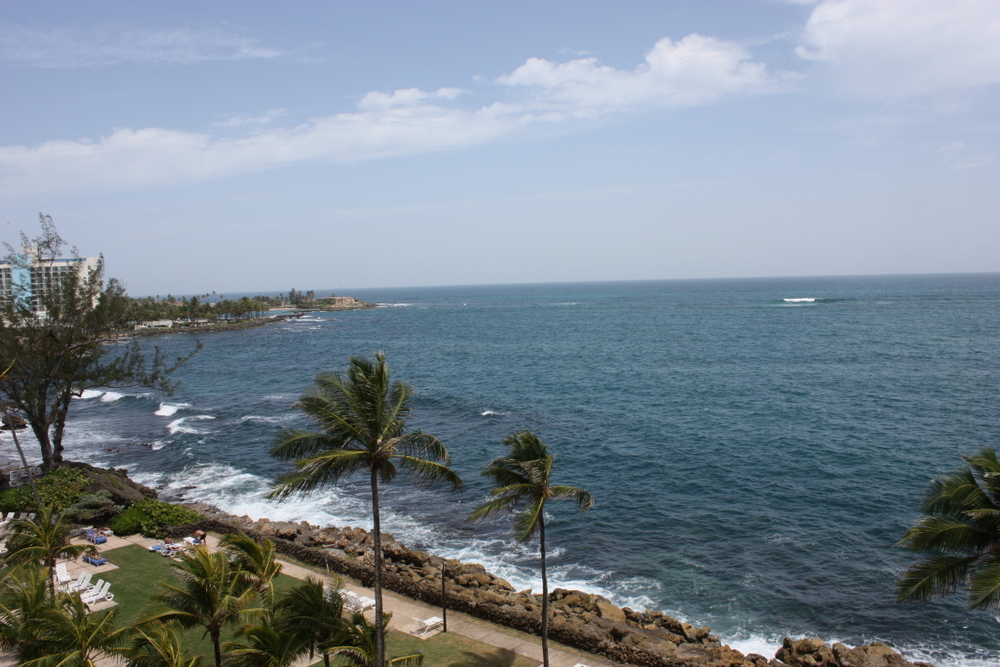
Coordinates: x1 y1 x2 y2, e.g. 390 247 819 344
370 467 386 667
539 516 549 667
212 628 222 667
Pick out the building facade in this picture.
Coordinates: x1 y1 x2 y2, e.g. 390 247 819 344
0 245 100 314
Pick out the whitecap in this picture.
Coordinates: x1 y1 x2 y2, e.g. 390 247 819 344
782 298 816 303
481 410 502 417
100 391 123 403
167 418 200 435
155 403 190 417
77 389 104 400
377 303 411 307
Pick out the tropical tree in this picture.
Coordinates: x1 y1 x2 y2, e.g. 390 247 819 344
1 505 97 594
223 616 308 667
0 565 53 654
268 352 462 667
896 447 1000 610
0 215 199 470
128 621 204 667
19 593 129 667
220 533 282 608
329 612 422 667
273 577 344 667
145 546 260 667
468 431 593 667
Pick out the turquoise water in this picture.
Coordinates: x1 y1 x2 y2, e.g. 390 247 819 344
54 274 999 664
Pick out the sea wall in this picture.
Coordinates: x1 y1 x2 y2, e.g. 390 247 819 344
168 506 934 667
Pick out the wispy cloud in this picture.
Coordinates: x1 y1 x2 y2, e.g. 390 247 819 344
0 33 783 196
213 109 289 128
0 24 281 67
940 141 992 170
796 0 1000 98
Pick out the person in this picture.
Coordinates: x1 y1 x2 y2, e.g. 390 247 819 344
193 529 206 545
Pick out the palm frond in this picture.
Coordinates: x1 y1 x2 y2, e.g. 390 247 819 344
896 555 975 603
513 497 546 544
550 485 594 512
968 556 1000 610
395 456 463 491
896 516 994 555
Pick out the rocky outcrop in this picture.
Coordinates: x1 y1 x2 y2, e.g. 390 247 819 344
64 460 157 504
167 506 933 667
776 639 935 667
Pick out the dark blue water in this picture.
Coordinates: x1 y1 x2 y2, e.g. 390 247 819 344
48 274 1000 664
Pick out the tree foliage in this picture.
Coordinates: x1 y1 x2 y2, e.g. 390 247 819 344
0 215 199 469
896 447 1000 610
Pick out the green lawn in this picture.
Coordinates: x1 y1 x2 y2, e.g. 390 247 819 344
97 544 537 667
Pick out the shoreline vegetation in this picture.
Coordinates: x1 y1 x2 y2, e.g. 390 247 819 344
52 463 927 667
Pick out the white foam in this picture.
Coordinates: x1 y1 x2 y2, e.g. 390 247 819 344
783 298 816 303
155 403 189 417
239 414 296 424
167 418 200 435
78 389 104 400
481 410 502 417
377 303 411 307
100 391 124 403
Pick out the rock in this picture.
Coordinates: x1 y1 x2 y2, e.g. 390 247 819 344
64 460 157 504
594 599 626 623
776 638 838 667
833 642 920 667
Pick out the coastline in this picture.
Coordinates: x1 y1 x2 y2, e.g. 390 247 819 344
165 499 936 667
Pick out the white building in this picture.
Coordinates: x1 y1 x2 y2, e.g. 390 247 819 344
0 245 100 314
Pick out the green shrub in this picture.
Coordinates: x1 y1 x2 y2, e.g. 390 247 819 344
62 491 123 525
130 498 201 538
108 507 146 536
0 468 91 512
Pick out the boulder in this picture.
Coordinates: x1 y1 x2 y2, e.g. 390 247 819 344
595 599 626 623
776 638 838 667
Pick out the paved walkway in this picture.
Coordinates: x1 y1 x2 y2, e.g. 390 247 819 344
3 530 615 667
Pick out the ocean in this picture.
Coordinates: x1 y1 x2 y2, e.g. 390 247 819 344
17 274 1000 665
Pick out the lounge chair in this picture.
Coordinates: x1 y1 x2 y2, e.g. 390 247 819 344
65 571 93 592
81 580 112 606
342 591 376 613
412 616 444 636
82 555 109 566
55 563 72 585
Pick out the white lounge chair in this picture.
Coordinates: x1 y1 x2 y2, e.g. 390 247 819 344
342 591 375 613
81 580 112 606
55 563 72 585
413 616 443 636
65 571 93 593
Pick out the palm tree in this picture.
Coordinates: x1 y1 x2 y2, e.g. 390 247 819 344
1 505 97 594
896 447 1000 609
0 565 53 654
268 352 462 667
220 533 282 608
329 612 422 667
273 577 343 667
223 616 308 667
19 593 129 667
145 546 260 667
128 621 204 667
468 431 593 667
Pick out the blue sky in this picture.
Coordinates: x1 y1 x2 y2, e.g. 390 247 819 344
1 1 997 295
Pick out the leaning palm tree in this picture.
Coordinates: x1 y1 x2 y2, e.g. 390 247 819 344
896 447 1000 609
144 546 260 667
128 621 204 667
19 593 129 667
273 577 343 667
468 431 593 667
220 533 282 608
1 504 96 594
268 352 462 667
329 612 422 667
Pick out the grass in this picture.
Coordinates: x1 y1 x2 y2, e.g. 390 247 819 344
96 544 538 667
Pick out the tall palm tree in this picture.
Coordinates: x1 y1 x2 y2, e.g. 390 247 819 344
329 612 422 667
128 621 204 667
268 352 462 667
1 505 96 594
19 593 129 667
468 431 593 667
273 577 343 667
896 447 1000 609
144 546 260 667
220 533 282 608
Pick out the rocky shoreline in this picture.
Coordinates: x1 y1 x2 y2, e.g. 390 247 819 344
170 504 935 667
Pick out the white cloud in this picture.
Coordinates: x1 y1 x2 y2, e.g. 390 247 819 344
940 141 992 170
797 0 1000 97
0 33 780 196
214 109 288 128
499 34 780 113
0 24 281 67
